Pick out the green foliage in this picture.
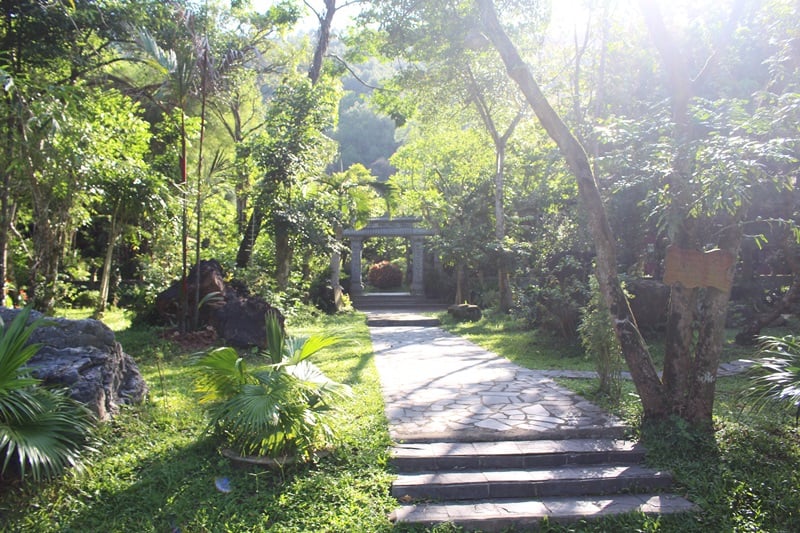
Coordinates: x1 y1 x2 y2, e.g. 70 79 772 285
0 307 94 482
744 335 800 422
513 253 592 339
192 314 351 459
578 278 623 402
366 260 403 289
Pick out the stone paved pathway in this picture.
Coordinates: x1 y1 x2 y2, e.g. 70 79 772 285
370 325 626 443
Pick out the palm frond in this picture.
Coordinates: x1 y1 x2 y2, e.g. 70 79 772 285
263 313 285 365
0 307 44 392
135 28 176 74
744 335 800 421
0 388 93 481
191 347 251 403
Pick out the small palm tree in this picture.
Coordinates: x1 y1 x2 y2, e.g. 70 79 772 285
745 335 800 424
0 307 94 481
192 313 351 459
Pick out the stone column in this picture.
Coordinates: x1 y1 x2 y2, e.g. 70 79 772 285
410 236 425 296
350 238 364 295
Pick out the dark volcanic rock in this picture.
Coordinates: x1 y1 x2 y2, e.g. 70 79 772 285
0 307 148 420
155 259 284 348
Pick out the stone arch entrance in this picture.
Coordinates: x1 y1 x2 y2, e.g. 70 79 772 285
343 217 435 296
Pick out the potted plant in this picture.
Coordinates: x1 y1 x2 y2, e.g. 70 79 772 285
191 313 351 465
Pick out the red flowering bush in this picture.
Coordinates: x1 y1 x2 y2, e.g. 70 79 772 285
367 261 403 289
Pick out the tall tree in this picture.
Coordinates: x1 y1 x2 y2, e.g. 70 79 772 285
476 0 794 425
236 0 350 283
0 0 132 312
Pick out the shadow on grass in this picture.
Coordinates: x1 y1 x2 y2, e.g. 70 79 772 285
63 435 312 532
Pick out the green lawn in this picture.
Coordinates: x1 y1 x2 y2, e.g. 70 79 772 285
2 309 798 532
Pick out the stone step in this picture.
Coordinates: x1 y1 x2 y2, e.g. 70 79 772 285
391 464 674 501
390 493 697 531
392 439 646 472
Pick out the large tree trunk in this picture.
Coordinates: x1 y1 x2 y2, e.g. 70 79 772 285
476 0 668 420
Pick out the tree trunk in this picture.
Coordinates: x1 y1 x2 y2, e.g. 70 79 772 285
476 0 668 419
330 221 344 311
465 66 522 312
454 262 467 305
96 215 120 316
309 0 337 84
236 207 264 268
274 215 293 291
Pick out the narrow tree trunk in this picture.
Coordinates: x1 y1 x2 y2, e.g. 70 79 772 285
454 262 466 304
476 0 668 419
309 0 337 84
179 110 189 333
236 207 264 268
330 221 344 311
96 215 120 316
275 216 293 291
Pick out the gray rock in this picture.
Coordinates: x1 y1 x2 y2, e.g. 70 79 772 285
448 304 482 322
0 307 148 421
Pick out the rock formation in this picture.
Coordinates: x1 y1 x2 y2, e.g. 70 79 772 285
0 307 148 421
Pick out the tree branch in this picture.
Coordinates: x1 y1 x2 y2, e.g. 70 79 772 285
327 54 386 91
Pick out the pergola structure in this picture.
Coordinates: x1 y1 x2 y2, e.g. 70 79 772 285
343 217 435 296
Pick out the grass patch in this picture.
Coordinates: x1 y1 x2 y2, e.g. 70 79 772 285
438 311 590 371
440 310 777 374
0 310 401 532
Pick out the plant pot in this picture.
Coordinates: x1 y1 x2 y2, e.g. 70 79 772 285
221 447 331 469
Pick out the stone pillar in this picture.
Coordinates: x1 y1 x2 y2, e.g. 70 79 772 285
410 236 425 296
350 238 364 295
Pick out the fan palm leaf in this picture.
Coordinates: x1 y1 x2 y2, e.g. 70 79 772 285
745 335 800 422
191 347 252 403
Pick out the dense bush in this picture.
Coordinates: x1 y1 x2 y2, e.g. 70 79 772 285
366 260 403 289
513 252 591 339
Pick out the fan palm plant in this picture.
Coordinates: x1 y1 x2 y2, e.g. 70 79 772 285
192 313 351 459
0 307 94 481
745 335 800 424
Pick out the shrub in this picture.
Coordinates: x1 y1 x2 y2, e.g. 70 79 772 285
366 260 403 289
192 314 352 458
578 278 623 401
512 252 591 339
